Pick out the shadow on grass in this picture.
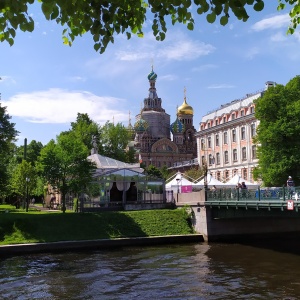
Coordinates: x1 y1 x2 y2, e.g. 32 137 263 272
0 212 148 244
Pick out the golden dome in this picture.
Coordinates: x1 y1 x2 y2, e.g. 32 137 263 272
177 97 193 115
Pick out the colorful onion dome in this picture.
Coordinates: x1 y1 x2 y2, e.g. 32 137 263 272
134 117 148 132
177 98 193 115
147 69 157 81
170 117 185 134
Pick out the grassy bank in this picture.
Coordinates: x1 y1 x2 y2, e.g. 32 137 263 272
0 205 194 245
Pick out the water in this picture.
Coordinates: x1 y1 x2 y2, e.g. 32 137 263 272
1 242 300 299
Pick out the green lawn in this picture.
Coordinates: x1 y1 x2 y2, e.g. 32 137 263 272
0 205 195 245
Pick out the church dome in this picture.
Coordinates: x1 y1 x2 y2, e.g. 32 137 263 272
147 69 157 81
178 98 193 115
170 117 185 134
134 117 148 132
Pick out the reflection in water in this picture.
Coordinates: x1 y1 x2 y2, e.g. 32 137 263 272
1 243 300 299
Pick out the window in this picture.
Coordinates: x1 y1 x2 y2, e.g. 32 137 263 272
241 110 244 117
215 120 218 126
225 171 229 180
233 149 237 162
231 113 235 120
251 124 256 137
224 151 229 163
241 127 246 140
208 123 211 128
209 154 214 166
216 152 220 165
242 147 247 160
252 145 257 159
223 117 226 123
250 106 255 114
201 139 205 150
217 172 221 181
208 136 211 148
243 169 247 180
232 129 236 142
224 132 228 144
215 134 219 146
201 155 205 165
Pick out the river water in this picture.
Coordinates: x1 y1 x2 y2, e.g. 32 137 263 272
1 241 300 299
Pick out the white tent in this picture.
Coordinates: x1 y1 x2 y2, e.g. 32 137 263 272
224 174 260 188
194 174 225 188
165 172 194 189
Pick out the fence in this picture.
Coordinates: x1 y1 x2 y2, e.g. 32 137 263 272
207 187 299 201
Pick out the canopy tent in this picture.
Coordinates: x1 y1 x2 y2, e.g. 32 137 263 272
166 173 194 188
165 172 195 192
194 174 225 188
224 174 260 188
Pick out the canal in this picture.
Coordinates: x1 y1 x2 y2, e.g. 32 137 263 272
1 240 300 299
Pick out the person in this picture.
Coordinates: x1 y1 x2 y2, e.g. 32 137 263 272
241 182 247 190
240 182 247 198
287 176 295 198
31 198 35 205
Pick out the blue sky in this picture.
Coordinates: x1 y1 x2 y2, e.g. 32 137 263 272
1 2 299 146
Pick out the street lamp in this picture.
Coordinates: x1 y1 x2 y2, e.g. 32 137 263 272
202 161 208 202
175 172 181 203
25 177 30 212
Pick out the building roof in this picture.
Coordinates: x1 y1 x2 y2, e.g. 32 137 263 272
88 153 143 172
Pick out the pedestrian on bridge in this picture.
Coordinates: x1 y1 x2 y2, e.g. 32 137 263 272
287 176 295 198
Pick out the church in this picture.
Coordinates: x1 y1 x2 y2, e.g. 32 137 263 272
130 67 197 169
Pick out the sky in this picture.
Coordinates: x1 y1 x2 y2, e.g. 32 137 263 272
1 2 299 146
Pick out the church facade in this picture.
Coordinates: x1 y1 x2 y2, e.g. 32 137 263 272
131 68 197 168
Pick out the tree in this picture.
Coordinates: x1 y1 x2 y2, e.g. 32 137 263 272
70 113 100 154
38 132 96 212
185 167 204 182
10 160 37 211
144 165 163 179
0 103 19 199
99 121 132 162
0 1 297 53
15 140 44 165
253 75 300 186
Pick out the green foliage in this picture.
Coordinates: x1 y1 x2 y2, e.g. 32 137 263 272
0 104 19 198
10 160 37 197
37 132 97 212
144 164 163 178
184 167 203 181
0 209 195 245
254 75 300 186
15 140 44 165
70 113 100 154
0 1 298 53
99 121 132 162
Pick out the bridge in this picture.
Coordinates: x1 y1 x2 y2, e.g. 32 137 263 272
176 187 300 242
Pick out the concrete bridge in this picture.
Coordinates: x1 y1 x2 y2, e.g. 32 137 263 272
176 188 300 242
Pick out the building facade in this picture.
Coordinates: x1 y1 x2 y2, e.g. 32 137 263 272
132 68 197 168
195 81 276 183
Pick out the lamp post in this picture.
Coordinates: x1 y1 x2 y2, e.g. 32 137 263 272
175 172 181 203
203 161 208 202
25 177 30 212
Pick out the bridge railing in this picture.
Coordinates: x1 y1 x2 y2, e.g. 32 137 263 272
207 187 299 201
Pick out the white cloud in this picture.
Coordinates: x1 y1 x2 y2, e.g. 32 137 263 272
114 31 215 62
245 47 260 60
0 76 16 85
159 74 177 81
270 32 287 42
3 89 128 124
207 84 235 89
191 64 218 72
251 14 290 31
